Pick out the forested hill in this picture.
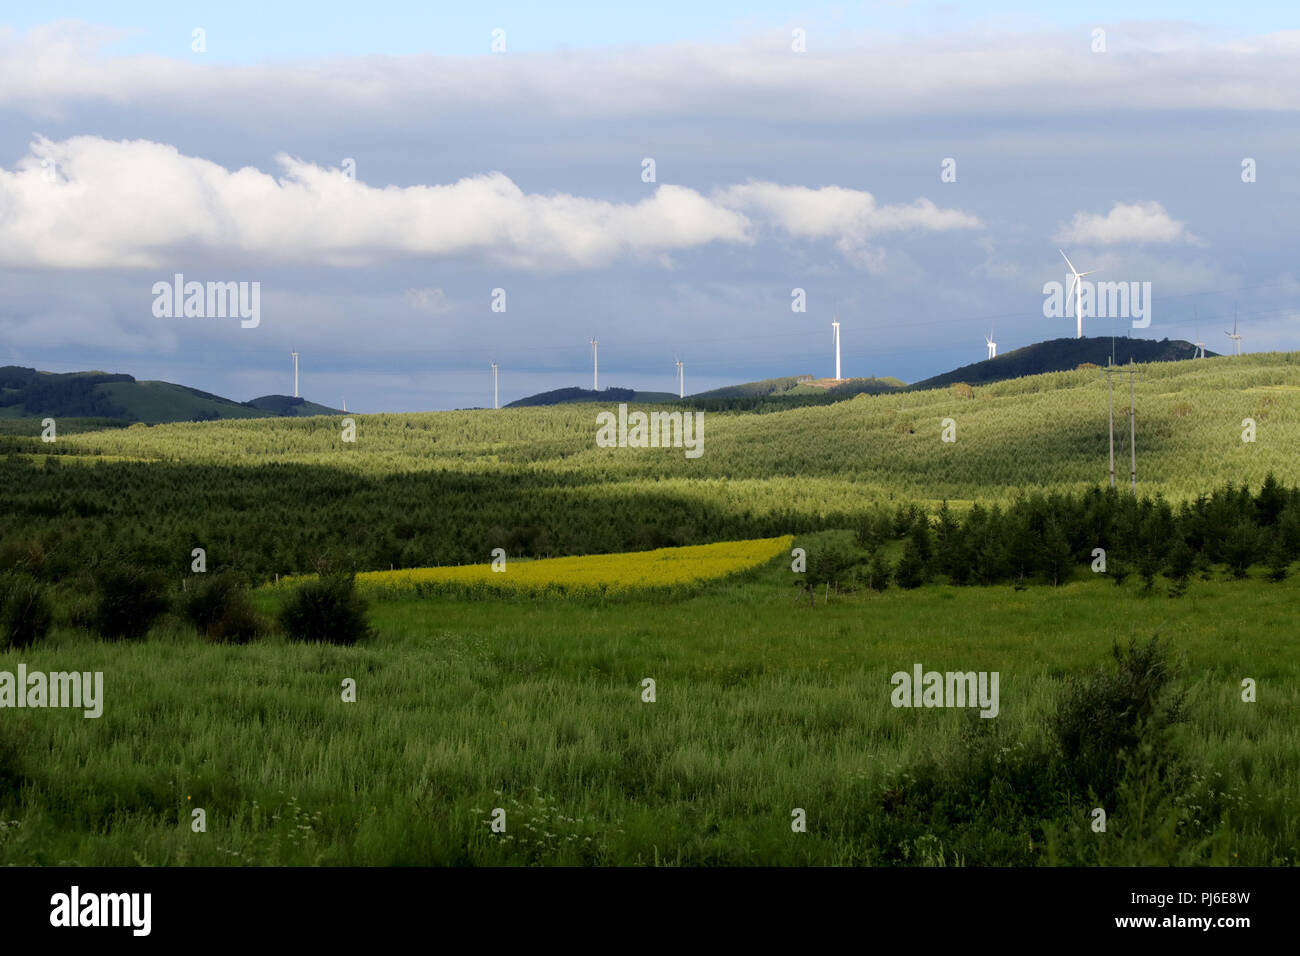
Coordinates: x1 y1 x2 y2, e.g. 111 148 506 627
508 340 1211 412
0 366 340 423
908 337 1212 391
505 386 678 407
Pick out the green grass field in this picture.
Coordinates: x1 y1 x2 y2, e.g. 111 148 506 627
2 551 1294 866
3 355 1299 867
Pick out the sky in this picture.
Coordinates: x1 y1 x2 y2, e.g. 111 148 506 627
1 3 1297 411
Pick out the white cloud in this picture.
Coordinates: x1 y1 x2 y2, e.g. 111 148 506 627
3 20 1300 123
1054 201 1200 246
404 287 452 314
0 135 752 270
716 180 982 272
0 136 983 273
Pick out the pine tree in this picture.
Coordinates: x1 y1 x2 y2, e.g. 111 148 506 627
1223 522 1258 579
1039 520 1074 586
893 541 926 590
1166 538 1195 597
868 552 891 591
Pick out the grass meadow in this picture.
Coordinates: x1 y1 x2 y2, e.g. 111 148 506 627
2 548 1295 866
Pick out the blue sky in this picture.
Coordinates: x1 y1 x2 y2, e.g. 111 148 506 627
1 5 1297 410
9 1 1297 59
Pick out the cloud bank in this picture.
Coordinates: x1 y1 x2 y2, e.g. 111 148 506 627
0 135 981 271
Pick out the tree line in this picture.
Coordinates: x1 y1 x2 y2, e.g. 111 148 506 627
803 475 1300 594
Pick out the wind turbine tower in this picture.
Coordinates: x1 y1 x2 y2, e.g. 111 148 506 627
675 359 684 399
590 338 599 391
1059 249 1097 339
1225 308 1243 355
1193 308 1206 358
985 327 997 360
291 351 299 398
832 318 841 381
491 362 499 409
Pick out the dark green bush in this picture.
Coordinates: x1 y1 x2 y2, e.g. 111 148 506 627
278 573 372 645
1052 635 1185 793
182 572 263 643
91 565 170 640
0 574 53 650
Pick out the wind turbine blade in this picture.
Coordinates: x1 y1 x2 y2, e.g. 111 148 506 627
1079 270 1098 277
1058 249 1077 274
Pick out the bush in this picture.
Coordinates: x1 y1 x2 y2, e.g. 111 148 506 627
808 539 857 590
182 572 264 643
1052 635 1185 793
278 573 372 645
0 574 53 650
91 565 170 640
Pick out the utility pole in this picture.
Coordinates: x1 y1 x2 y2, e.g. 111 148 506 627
1099 360 1116 489
1128 359 1138 496
491 362 499 410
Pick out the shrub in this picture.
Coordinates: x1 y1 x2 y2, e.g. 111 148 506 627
808 539 857 591
182 572 264 643
1266 539 1290 582
1052 635 1185 793
0 574 53 650
278 573 372 645
91 565 170 640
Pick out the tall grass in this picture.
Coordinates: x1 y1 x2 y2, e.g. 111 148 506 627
1 560 1294 866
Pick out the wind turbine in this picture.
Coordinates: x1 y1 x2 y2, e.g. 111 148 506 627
491 362 499 409
675 358 684 399
831 317 841 381
1225 309 1242 355
590 338 598 391
1059 249 1097 339
291 351 299 398
985 326 997 360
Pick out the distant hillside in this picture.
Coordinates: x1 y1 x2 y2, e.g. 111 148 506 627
685 375 904 412
0 366 341 423
245 395 343 417
505 386 678 408
909 337 1214 391
691 376 819 400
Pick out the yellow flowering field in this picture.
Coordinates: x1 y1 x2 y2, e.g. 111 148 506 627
330 536 792 598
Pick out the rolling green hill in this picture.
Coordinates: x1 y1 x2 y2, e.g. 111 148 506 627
505 386 678 407
0 366 341 423
1 351 1292 579
245 395 344 417
908 336 1212 391
3 352 1297 871
506 339 1205 414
